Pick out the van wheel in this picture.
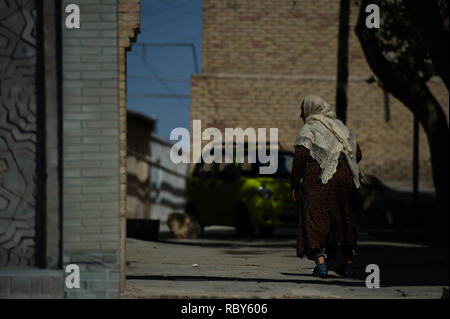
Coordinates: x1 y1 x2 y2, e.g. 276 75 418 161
259 227 275 237
235 204 254 237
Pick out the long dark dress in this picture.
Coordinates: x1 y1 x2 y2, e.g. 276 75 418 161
290 144 362 260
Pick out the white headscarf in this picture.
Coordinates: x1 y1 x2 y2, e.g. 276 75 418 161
295 95 361 188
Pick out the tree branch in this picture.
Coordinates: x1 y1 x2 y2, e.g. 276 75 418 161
409 0 449 90
355 0 449 219
354 0 444 124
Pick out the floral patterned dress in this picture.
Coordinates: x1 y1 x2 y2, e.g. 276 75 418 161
290 144 362 260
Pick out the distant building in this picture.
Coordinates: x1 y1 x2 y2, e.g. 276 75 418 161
126 111 156 221
126 111 189 225
191 0 449 184
148 132 189 222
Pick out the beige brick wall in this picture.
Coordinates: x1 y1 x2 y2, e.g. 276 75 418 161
192 0 449 182
119 0 140 228
118 0 140 292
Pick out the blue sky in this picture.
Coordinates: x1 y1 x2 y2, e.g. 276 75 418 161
127 0 202 143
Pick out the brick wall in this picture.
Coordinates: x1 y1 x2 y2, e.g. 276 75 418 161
192 0 449 183
62 0 121 299
118 0 140 293
0 269 63 299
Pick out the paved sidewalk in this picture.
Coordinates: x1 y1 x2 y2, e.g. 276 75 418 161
122 226 448 299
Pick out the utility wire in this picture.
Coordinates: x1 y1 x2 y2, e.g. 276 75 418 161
144 6 201 22
128 94 190 99
142 19 201 39
135 43 199 73
144 8 201 26
141 5 201 36
128 74 191 83
136 46 189 109
141 0 193 18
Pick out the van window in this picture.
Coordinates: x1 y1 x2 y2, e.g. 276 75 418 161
240 151 293 177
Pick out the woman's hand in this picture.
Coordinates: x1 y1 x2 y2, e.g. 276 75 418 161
291 189 296 202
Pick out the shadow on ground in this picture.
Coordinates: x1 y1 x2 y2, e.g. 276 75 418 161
126 273 368 287
153 225 448 288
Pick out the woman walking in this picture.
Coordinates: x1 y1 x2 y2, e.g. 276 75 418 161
290 95 362 278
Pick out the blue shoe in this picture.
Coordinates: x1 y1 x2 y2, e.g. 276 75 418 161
313 263 328 278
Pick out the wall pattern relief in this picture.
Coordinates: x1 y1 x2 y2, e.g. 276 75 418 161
0 0 37 266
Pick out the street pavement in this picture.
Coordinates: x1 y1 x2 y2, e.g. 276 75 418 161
122 225 449 299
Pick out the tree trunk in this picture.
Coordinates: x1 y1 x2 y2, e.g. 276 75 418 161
335 0 350 123
355 0 449 232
